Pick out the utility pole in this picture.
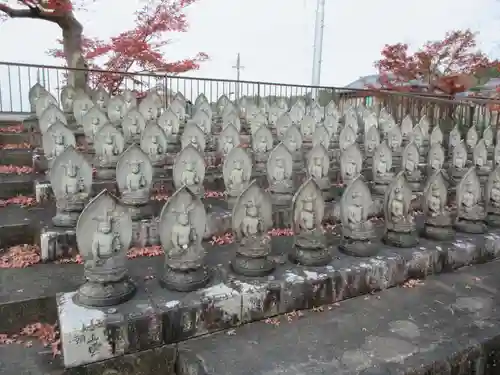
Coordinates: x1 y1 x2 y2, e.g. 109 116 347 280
232 53 244 101
311 0 326 101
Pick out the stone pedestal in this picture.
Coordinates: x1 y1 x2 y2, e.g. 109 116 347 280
39 226 77 261
58 290 161 368
53 200 86 228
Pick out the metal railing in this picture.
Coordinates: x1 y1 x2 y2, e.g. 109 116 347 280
0 61 499 132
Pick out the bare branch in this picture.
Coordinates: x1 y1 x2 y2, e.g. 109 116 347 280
0 3 61 22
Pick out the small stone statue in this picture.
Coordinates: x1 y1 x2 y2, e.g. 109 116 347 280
223 146 252 204
449 126 461 152
191 110 211 135
140 122 168 172
402 141 421 192
35 93 59 119
454 167 486 233
383 171 418 247
158 108 181 148
122 109 146 143
449 140 468 185
339 176 378 257
138 95 161 122
430 126 443 146
181 123 206 153
372 141 394 196
94 124 125 179
427 143 445 176
29 83 48 112
400 114 413 143
72 94 94 128
340 143 362 185
39 105 68 134
307 144 332 201
169 98 186 121
339 125 356 153
267 143 294 204
82 106 108 144
222 111 242 133
116 144 153 219
283 125 303 171
364 125 380 157
91 87 110 112
50 146 93 227
107 96 127 126
466 126 478 152
231 180 274 277
173 145 205 198
60 85 79 114
290 178 330 265
323 115 340 140
122 89 138 112
300 115 316 145
158 187 210 292
74 190 135 307
422 171 454 240
474 139 491 185
218 124 240 157
312 126 331 150
486 166 500 227
42 121 76 169
252 125 273 174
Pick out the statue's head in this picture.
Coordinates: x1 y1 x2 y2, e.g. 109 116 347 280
130 115 137 125
303 195 314 211
176 204 191 226
104 132 113 144
275 157 284 168
54 132 64 144
431 183 440 198
130 160 141 174
97 214 112 234
190 136 198 144
91 117 99 126
313 156 322 166
151 135 159 144
245 200 259 217
234 160 243 169
226 136 234 144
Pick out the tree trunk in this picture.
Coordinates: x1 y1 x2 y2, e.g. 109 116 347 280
59 15 87 90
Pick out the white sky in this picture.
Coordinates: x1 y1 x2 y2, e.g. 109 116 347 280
0 0 499 109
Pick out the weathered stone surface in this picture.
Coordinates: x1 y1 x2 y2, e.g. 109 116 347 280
178 259 500 375
58 289 162 368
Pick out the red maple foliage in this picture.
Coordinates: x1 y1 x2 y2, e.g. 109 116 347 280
373 29 492 95
1 0 208 93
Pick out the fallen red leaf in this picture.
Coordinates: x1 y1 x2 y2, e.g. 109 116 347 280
0 124 23 133
0 244 41 268
0 195 36 208
0 143 31 149
0 165 33 174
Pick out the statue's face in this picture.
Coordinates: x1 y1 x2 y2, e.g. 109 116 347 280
247 204 257 216
276 158 284 167
55 134 64 144
303 200 313 211
67 91 74 99
314 157 322 166
130 116 137 125
177 212 189 225
131 164 139 173
67 166 77 177
99 221 111 234
92 117 99 125
152 136 158 144
82 103 89 111
234 161 242 169
105 134 113 144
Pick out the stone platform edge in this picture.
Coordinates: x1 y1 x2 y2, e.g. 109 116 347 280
58 230 500 368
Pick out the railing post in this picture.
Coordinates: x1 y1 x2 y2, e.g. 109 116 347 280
256 83 261 106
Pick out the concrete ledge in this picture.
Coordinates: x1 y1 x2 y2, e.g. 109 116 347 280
55 228 500 367
177 259 500 375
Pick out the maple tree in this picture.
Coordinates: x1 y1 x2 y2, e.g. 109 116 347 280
0 0 208 93
373 29 492 95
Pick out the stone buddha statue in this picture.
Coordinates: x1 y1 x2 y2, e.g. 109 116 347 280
148 135 164 160
455 177 486 233
168 203 203 270
222 136 235 155
269 157 293 194
343 158 359 183
90 117 102 139
91 210 120 267
486 172 500 227
128 116 141 138
228 160 246 195
125 160 148 198
180 160 202 196
423 178 453 240
50 132 67 160
403 146 421 191
383 178 418 248
95 91 108 111
339 180 378 257
291 192 330 266
255 135 270 153
374 147 393 183
239 200 269 255
100 133 119 165
309 156 324 179
63 160 85 198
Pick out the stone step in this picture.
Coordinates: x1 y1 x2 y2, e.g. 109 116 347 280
0 173 39 198
0 149 33 166
1 225 498 352
177 259 500 375
0 132 31 145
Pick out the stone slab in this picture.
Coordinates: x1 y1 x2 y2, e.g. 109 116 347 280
0 149 33 167
178 259 500 375
58 288 162 368
0 173 39 198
